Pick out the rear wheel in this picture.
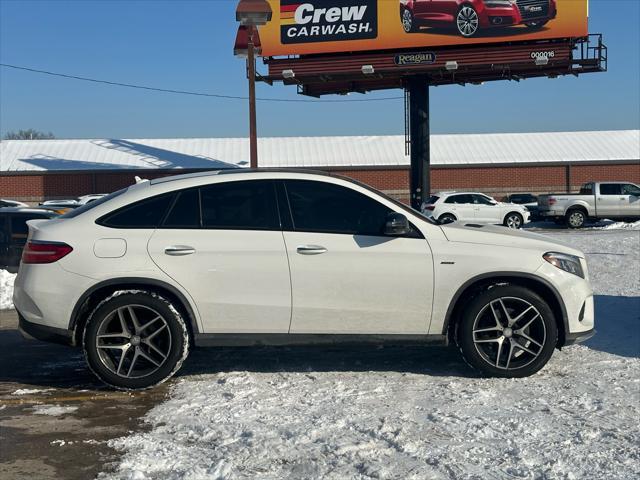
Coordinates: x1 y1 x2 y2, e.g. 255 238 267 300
83 290 189 390
504 212 524 229
566 209 586 229
457 285 557 377
439 213 457 224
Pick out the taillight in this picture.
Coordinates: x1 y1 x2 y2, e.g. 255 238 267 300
22 241 73 264
548 198 557 206
425 205 435 211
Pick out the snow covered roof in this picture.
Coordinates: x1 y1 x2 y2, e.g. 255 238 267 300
1 130 638 172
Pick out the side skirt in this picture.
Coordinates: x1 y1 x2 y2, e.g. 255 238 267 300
194 333 448 348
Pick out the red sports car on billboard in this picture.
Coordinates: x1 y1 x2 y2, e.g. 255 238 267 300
400 0 558 37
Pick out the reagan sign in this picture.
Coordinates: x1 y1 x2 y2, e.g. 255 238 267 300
258 0 589 56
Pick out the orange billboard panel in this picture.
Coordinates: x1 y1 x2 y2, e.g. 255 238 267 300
258 0 589 57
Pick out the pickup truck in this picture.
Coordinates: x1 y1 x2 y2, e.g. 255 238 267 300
538 182 640 228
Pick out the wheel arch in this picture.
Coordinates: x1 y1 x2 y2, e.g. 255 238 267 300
565 204 589 216
503 211 524 224
438 212 458 222
69 278 200 346
442 272 568 347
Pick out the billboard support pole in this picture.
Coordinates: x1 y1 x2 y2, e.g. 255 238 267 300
408 76 430 211
247 26 258 169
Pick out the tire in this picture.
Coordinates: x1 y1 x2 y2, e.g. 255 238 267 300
401 8 418 33
439 213 457 224
83 290 190 390
456 5 480 37
504 212 524 229
566 209 586 229
525 20 549 29
457 285 558 378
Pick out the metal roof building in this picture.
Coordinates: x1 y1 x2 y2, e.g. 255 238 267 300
1 130 638 172
1 130 638 203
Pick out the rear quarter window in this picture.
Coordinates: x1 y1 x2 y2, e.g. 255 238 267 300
98 193 175 229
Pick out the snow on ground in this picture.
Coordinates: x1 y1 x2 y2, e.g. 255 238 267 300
12 388 54 396
32 405 79 416
101 229 640 480
596 220 640 231
0 269 17 310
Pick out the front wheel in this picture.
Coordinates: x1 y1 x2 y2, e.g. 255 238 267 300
456 6 479 37
401 8 418 33
457 285 558 378
83 290 190 390
439 213 457 224
504 212 524 229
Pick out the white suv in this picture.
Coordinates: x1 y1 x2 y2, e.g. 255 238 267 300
14 171 594 389
422 192 531 229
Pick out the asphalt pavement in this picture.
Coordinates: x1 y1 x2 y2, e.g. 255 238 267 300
0 309 168 480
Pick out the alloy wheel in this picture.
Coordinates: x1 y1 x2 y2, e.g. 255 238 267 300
568 211 585 228
506 214 523 229
472 297 546 370
95 305 172 379
457 7 479 37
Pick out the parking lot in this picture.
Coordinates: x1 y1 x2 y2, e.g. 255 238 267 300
0 308 168 480
1 226 638 479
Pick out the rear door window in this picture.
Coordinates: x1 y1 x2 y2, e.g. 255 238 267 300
200 180 279 231
600 184 623 195
162 189 201 229
580 184 594 195
445 194 473 204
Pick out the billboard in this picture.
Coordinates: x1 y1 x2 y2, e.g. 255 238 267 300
258 0 588 57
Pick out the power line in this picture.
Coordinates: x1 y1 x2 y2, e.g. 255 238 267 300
0 63 403 103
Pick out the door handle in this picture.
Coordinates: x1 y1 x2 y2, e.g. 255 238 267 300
164 245 196 256
297 245 327 255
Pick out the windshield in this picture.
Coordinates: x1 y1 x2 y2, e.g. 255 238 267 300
60 188 128 219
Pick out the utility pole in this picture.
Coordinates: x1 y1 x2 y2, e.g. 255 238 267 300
235 0 272 169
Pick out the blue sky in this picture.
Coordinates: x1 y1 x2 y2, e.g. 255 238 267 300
0 0 638 139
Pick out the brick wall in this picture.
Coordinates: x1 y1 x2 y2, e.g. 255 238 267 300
1 162 639 203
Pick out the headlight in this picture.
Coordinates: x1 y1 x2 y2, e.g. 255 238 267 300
543 252 585 278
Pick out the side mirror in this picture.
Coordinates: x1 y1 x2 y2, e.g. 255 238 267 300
385 212 410 236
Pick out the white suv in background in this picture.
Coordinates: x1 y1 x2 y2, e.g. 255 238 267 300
422 192 531 229
14 170 593 389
